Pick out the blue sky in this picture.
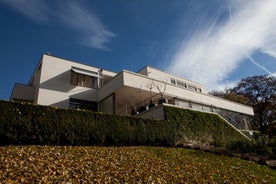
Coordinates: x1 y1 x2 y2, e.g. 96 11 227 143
1 0 276 100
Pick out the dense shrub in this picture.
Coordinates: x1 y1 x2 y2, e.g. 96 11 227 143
227 141 254 153
268 138 276 157
0 101 175 146
163 106 249 147
0 101 248 146
227 133 275 157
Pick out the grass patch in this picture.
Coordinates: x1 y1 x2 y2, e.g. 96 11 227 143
0 146 275 183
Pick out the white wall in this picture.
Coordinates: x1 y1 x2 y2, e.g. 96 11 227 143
145 67 206 93
98 72 124 100
36 55 105 108
13 54 253 116
137 67 148 76
164 81 254 115
122 70 254 115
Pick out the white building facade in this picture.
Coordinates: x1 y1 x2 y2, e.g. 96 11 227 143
11 54 254 130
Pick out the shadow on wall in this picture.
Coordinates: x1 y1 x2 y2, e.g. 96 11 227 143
49 89 97 109
39 70 75 93
70 90 97 101
50 99 69 109
38 70 98 109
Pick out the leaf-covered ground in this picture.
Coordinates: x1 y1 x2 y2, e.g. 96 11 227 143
0 146 275 183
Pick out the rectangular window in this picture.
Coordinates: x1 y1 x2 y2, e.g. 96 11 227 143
188 85 197 91
71 71 78 86
77 73 85 86
84 75 92 88
176 80 187 88
71 70 97 88
171 78 176 85
69 98 97 111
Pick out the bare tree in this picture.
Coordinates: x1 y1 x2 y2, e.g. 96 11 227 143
232 75 276 133
210 75 276 135
210 90 250 105
153 79 168 102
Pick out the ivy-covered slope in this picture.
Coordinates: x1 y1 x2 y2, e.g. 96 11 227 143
163 106 249 146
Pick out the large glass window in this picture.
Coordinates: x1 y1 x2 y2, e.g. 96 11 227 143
69 98 97 111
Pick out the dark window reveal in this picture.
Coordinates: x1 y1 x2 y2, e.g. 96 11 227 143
69 98 97 111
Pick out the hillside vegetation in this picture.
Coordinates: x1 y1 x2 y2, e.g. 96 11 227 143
0 100 248 147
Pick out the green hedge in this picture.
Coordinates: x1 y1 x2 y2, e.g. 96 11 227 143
0 100 248 146
163 106 249 146
0 101 175 146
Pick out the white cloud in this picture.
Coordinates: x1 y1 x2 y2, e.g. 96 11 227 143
168 0 276 91
213 80 238 93
1 0 116 51
55 2 116 51
261 38 276 58
270 72 276 78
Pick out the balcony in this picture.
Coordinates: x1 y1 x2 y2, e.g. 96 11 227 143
10 83 35 103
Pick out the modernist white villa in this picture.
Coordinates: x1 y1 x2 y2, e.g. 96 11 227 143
11 54 254 131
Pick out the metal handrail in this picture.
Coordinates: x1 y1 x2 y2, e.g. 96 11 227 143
117 94 175 115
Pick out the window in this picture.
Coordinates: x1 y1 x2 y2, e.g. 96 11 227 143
171 78 176 85
188 85 197 91
71 70 97 88
176 80 187 88
69 98 97 111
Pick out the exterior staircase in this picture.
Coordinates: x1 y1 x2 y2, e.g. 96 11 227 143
215 113 253 141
